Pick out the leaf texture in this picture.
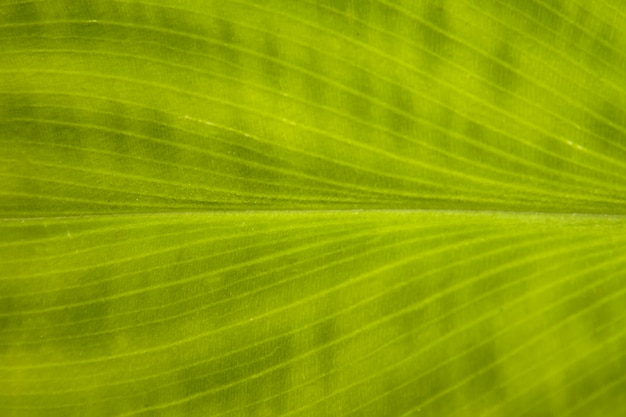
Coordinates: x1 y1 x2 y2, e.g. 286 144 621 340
1 0 626 416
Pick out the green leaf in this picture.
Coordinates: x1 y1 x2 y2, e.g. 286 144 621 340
1 0 626 416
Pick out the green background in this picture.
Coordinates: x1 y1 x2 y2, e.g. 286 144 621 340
1 0 626 415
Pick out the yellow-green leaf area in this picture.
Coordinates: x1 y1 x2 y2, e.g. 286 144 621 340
1 0 626 416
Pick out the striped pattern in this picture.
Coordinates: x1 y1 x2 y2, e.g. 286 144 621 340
1 0 626 416
1 0 626 214
2 213 626 416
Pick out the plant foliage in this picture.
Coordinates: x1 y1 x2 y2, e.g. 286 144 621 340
1 0 626 416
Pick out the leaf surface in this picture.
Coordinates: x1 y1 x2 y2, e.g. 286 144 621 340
1 0 626 416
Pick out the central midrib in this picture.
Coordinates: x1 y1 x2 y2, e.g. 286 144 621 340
7 208 626 221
